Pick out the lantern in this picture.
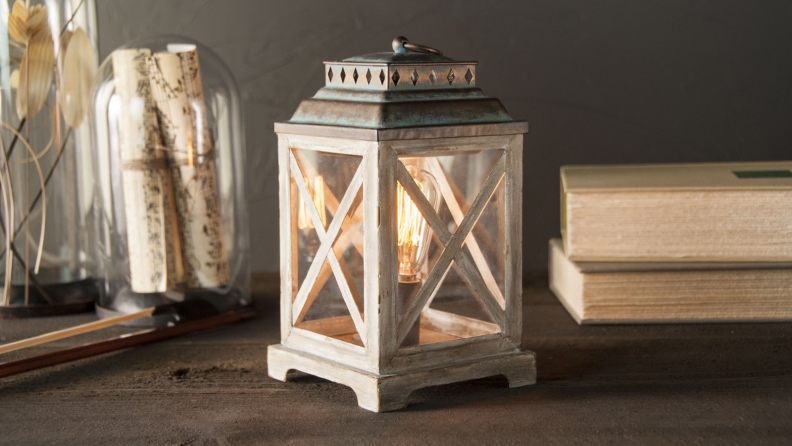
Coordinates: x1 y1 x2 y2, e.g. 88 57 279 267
268 37 534 412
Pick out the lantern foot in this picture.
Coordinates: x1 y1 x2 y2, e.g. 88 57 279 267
267 344 536 412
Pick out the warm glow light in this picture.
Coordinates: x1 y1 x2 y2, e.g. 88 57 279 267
397 164 438 282
397 182 425 248
298 175 326 230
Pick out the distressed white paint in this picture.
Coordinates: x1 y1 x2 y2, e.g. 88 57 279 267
273 130 532 409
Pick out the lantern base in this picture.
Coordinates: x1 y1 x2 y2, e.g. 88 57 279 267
267 344 536 412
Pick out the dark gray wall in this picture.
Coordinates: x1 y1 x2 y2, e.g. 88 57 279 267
98 0 792 274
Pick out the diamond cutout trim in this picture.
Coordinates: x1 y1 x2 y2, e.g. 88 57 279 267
324 64 474 90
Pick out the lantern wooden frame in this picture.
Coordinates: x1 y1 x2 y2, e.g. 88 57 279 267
268 122 535 412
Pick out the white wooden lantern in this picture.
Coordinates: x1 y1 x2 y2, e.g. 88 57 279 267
268 37 535 412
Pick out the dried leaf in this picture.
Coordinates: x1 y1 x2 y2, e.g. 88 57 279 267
59 27 94 128
17 26 55 120
9 70 19 89
27 5 48 32
8 1 29 43
58 30 72 74
7 1 48 44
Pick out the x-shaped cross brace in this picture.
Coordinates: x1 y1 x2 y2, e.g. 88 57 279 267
424 157 506 310
290 151 367 344
394 153 507 346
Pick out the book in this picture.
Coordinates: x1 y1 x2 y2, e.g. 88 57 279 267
560 161 792 262
548 238 792 324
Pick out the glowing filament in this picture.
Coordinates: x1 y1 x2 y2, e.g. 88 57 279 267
396 165 438 282
397 182 425 249
298 175 326 230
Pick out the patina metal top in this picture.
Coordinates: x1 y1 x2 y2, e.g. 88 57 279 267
281 37 526 133
322 37 476 92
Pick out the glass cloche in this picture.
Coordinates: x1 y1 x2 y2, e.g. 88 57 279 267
0 0 100 318
90 36 250 326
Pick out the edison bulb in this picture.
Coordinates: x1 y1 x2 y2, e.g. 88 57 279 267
397 164 439 282
298 175 326 258
297 175 327 230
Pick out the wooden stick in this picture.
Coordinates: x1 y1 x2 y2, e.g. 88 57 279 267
0 308 155 355
0 308 255 378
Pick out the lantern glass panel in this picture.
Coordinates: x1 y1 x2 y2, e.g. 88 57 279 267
395 148 507 348
290 148 365 345
291 172 319 298
428 259 498 322
467 179 507 299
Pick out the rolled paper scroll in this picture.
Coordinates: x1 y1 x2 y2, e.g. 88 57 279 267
147 45 230 288
112 49 184 293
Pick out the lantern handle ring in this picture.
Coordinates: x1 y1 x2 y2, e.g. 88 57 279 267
392 36 443 56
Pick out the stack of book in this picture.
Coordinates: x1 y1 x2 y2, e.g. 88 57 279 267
550 161 792 324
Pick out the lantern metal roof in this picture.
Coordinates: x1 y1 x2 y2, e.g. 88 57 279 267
277 37 528 140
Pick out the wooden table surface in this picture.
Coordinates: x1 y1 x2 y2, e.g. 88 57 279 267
1 276 791 445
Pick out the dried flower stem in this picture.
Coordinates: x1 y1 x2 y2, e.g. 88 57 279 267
4 118 26 159
59 0 84 36
1 240 54 304
10 128 71 242
0 175 10 305
0 123 14 305
0 127 70 263
0 119 52 305
1 120 47 274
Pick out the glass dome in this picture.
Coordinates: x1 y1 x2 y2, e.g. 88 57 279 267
0 0 100 317
90 35 250 326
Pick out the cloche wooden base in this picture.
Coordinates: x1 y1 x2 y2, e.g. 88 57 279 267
267 344 536 412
